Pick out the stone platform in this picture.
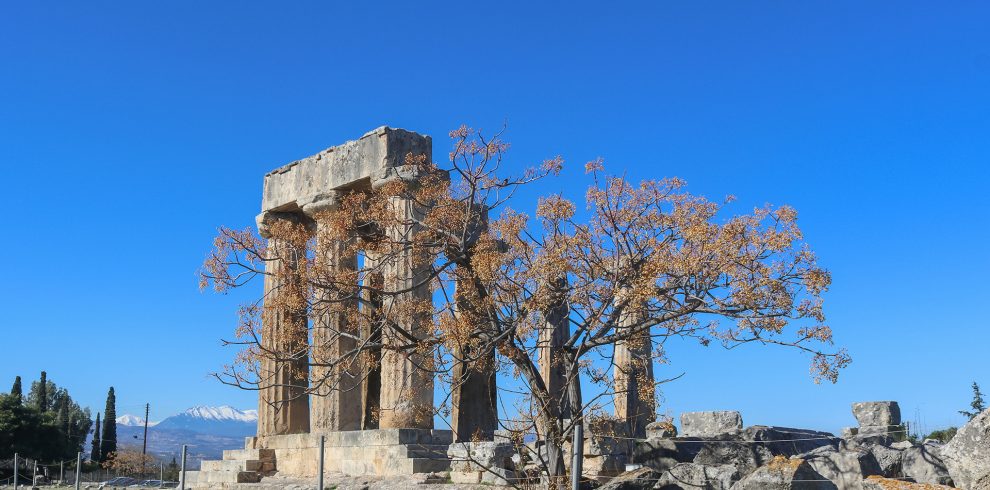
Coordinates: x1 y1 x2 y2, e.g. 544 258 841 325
191 429 453 488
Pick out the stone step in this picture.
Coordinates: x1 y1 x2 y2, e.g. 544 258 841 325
199 470 262 484
222 448 276 461
408 457 452 474
200 459 266 472
402 444 450 459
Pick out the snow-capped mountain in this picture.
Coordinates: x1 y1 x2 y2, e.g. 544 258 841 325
153 405 257 437
116 414 159 427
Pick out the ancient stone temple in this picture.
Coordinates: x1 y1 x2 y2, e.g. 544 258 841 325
190 127 653 486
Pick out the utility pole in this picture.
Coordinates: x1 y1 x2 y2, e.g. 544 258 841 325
142 403 150 475
13 453 18 490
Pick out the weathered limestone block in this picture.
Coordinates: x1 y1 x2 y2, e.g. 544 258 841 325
942 408 990 490
730 456 836 489
583 423 630 481
861 475 956 490
681 411 743 438
901 442 952 486
599 466 662 490
693 440 774 479
866 444 903 478
262 126 431 214
799 446 882 490
741 426 838 457
852 402 902 428
647 420 678 439
655 462 737 489
447 441 517 485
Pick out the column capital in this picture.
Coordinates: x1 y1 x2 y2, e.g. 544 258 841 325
255 210 308 238
299 191 343 218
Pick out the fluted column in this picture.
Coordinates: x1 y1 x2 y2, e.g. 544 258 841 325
302 194 363 432
374 167 435 429
256 211 311 436
450 277 498 441
613 298 655 438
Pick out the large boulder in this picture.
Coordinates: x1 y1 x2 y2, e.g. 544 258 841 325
692 440 774 478
647 420 678 439
799 446 883 490
730 456 837 489
901 442 952 486
655 463 737 490
632 438 693 471
599 467 661 490
866 444 904 478
446 441 518 485
942 408 990 490
742 426 839 457
681 411 744 438
852 402 902 428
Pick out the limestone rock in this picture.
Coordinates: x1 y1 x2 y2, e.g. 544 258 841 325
631 438 684 472
692 440 774 478
942 408 990 490
867 444 904 478
799 446 883 490
655 462 737 490
647 420 678 439
901 442 952 486
861 475 957 489
741 426 838 457
599 467 662 490
852 402 902 428
447 441 518 485
681 411 743 438
730 456 837 489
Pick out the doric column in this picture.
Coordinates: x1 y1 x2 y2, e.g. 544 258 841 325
538 276 570 431
255 211 311 436
373 166 435 429
612 294 655 439
302 194 363 432
450 208 498 441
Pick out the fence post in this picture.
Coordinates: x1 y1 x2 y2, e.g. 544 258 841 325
179 445 188 490
13 453 18 490
31 461 36 487
160 462 164 488
571 422 583 490
60 460 64 484
74 452 82 490
317 434 325 490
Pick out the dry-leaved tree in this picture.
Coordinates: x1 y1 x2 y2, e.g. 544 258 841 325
201 126 850 483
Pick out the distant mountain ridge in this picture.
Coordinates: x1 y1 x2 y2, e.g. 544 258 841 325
107 405 257 465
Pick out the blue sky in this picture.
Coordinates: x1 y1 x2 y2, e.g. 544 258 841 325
1 1 987 434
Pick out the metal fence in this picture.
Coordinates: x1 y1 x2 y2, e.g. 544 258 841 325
0 450 188 490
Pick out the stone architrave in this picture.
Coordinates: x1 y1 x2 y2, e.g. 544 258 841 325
303 194 363 432
374 166 435 429
613 290 655 439
256 211 311 436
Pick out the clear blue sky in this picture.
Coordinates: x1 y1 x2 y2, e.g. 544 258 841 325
1 1 987 434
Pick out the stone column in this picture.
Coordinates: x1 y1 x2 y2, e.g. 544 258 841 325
256 211 311 436
360 252 383 430
302 194 363 432
612 298 655 439
374 167 435 429
537 276 570 431
450 277 498 442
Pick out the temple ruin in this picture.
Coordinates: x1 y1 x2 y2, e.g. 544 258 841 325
191 127 655 486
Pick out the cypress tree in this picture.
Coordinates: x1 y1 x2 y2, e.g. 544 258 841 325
91 412 102 462
100 387 117 461
10 376 22 401
37 371 48 412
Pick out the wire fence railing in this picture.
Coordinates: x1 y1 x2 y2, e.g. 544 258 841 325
0 451 186 489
